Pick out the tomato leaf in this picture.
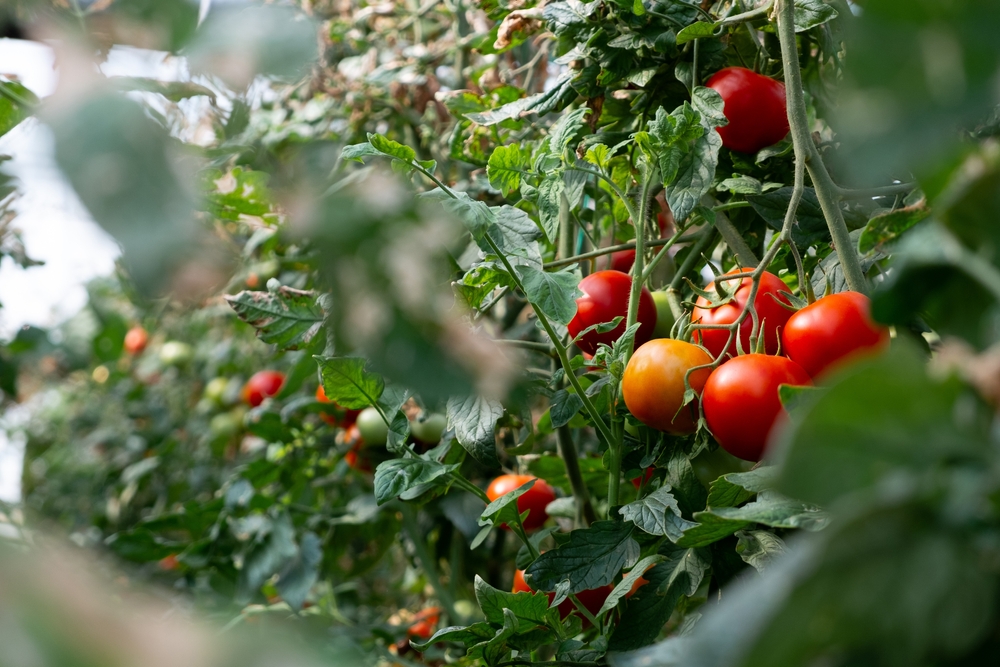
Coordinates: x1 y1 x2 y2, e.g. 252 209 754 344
597 554 667 615
479 478 536 527
735 529 786 573
410 623 496 651
516 266 581 325
524 520 640 594
549 389 584 429
372 458 457 505
226 287 325 351
474 575 553 626
487 144 529 197
793 0 839 32
535 174 566 245
315 356 385 410
619 485 698 540
675 21 717 46
549 107 591 158
676 492 828 548
447 395 504 468
857 199 930 253
706 466 779 508
0 79 37 138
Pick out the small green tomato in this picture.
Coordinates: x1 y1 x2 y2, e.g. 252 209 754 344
410 412 447 444
356 407 388 446
650 291 675 339
159 341 193 366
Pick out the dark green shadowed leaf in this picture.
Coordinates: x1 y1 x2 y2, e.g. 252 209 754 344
226 287 325 351
524 521 640 593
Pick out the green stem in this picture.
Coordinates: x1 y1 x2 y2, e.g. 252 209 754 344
835 182 917 199
557 426 596 527
709 198 759 267
544 232 699 269
776 0 868 294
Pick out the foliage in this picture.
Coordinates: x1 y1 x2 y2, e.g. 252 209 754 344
2 1 1000 667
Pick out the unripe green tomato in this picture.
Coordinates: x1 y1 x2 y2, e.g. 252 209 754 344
651 291 675 339
356 407 388 446
624 421 640 438
210 411 242 438
204 377 229 404
453 599 477 620
159 341 193 366
410 412 447 444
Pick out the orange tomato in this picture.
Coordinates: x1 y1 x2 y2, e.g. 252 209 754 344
622 339 712 434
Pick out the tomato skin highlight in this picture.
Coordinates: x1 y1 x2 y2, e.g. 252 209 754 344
622 339 712 434
782 291 890 379
568 271 657 356
242 370 285 407
691 270 793 360
702 354 811 461
706 67 789 154
486 474 557 531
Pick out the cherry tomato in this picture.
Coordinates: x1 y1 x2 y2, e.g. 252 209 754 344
706 67 789 154
568 271 657 356
691 270 794 360
512 569 612 621
315 385 361 427
782 291 890 379
158 554 180 571
486 474 557 532
630 467 654 489
241 370 285 407
622 339 713 434
123 326 148 354
702 354 811 461
407 621 434 640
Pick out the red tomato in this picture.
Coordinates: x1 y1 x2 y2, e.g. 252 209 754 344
512 569 611 621
622 339 712 434
702 354 811 461
691 270 793 360
706 67 789 154
630 467 654 489
407 621 434 640
123 326 148 354
486 474 557 532
158 554 179 571
241 370 285 407
568 271 657 356
316 385 361 427
782 291 890 379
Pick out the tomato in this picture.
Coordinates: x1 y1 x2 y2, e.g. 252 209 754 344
159 341 193 366
691 270 794 360
123 326 148 354
651 291 675 338
407 606 442 639
410 412 447 444
598 205 670 273
486 474 557 532
356 407 388 445
622 339 713 434
702 354 811 461
512 569 612 621
568 271 657 356
705 67 789 154
241 370 285 407
158 554 180 571
344 426 372 472
782 291 890 379
315 385 360 427
630 467 654 489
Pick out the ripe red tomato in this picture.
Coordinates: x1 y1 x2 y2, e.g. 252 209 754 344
241 370 285 407
691 270 794 360
315 385 361 427
705 67 789 154
123 326 148 354
568 271 657 356
630 467 654 489
622 339 713 434
702 354 811 461
486 474 557 532
158 554 179 571
782 291 890 379
512 569 612 621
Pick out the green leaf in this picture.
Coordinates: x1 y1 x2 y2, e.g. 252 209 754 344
676 492 826 548
549 389 584 429
203 167 274 220
718 175 763 195
675 21 717 46
857 199 931 253
315 356 385 410
584 143 612 171
378 385 410 452
466 73 577 126
276 531 322 610
774 340 991 506
707 467 778 508
447 395 504 468
238 510 298 602
793 0 839 32
598 554 667 615
544 0 600 35
777 383 822 414
535 174 566 245
489 205 543 268
226 287 324 351
735 529 786 573
515 266 581 325
619 486 698 540
747 187 831 247
525 521 640 594
483 608 520 666
341 142 381 162
689 86 728 128
373 458 457 505
474 575 553 626
479 478 537 527
0 80 37 138
608 543 710 651
410 623 496 651
487 144 529 197
549 107 591 158
424 189 497 243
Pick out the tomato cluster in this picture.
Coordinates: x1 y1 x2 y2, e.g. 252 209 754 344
624 283 889 462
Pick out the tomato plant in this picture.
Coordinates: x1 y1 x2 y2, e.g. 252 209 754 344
782 291 891 379
702 354 811 462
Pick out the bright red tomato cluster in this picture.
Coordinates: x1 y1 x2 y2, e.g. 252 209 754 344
486 474 557 532
568 270 657 356
706 66 789 154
